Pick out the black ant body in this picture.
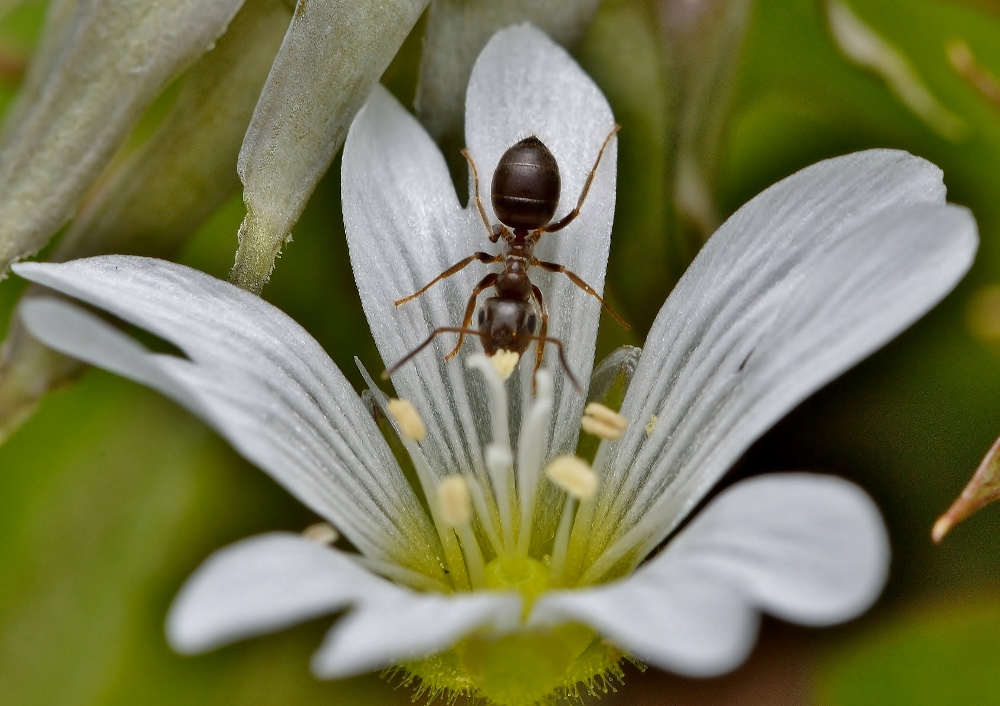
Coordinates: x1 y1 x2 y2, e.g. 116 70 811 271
383 124 627 392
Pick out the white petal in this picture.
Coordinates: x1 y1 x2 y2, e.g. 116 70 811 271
15 257 443 579
586 150 977 571
466 24 618 455
231 0 427 293
312 589 522 679
0 0 244 273
533 473 888 676
531 567 757 678
168 533 390 653
343 85 492 488
657 473 889 625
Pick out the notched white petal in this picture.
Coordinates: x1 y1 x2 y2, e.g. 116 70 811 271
534 474 887 676
589 150 977 571
312 590 522 678
0 0 245 274
465 24 618 455
531 573 757 677
231 0 428 293
651 474 890 625
344 84 488 485
15 257 441 579
168 533 389 653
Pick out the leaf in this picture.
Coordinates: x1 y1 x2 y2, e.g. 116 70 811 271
0 0 292 445
0 0 245 277
229 0 428 295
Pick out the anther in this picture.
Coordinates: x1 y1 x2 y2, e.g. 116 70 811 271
581 402 628 440
645 414 658 438
546 455 598 501
490 349 520 380
386 398 426 442
437 476 485 587
302 522 339 545
439 475 473 527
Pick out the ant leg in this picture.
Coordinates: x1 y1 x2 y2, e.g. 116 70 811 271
383 327 485 380
395 251 499 306
532 259 630 330
462 148 502 243
530 284 549 389
539 123 620 234
445 272 498 360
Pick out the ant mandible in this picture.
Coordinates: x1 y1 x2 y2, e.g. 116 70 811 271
382 123 628 393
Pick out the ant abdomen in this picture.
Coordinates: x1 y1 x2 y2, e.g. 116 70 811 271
491 136 560 231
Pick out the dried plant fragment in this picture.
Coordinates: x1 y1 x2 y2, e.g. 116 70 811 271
827 0 967 141
947 38 1000 112
933 434 1000 542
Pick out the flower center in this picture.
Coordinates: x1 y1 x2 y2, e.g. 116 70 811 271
379 352 637 704
483 555 549 604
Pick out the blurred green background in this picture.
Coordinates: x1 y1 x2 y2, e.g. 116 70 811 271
3 0 1000 704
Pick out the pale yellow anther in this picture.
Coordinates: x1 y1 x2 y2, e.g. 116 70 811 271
302 522 339 545
387 398 426 442
489 349 520 380
645 414 658 438
581 402 628 440
545 455 598 501
438 475 473 527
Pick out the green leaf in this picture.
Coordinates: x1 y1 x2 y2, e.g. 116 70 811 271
0 0 245 276
229 0 428 294
816 596 1000 706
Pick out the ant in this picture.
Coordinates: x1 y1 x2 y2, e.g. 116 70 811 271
382 124 628 393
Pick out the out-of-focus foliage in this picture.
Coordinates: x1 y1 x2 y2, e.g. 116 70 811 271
2 0 1000 704
816 596 1000 705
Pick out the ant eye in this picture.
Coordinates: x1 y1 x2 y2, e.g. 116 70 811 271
477 309 486 325
526 314 537 332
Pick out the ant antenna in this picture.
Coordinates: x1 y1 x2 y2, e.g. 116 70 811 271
382 328 583 394
526 334 583 394
382 327 475 380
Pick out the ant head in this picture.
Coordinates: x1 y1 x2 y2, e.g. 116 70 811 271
477 297 537 356
491 136 561 231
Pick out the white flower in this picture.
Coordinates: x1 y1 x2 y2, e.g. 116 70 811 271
13 24 978 706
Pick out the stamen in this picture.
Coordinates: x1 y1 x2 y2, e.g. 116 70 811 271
402 439 471 590
487 443 516 550
468 353 516 551
645 414 658 438
546 456 598 586
386 398 426 442
490 349 520 380
581 402 628 440
545 455 598 501
439 476 473 526
355 364 467 589
516 370 554 556
438 476 486 588
466 475 504 555
302 522 339 545
467 354 512 454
